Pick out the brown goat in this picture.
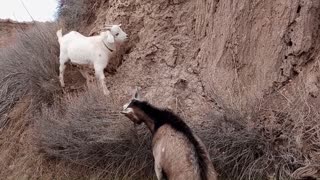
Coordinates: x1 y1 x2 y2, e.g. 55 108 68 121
121 88 218 180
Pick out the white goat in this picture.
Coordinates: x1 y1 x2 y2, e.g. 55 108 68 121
56 24 128 95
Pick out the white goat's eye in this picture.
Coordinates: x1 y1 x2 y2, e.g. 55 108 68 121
115 33 119 36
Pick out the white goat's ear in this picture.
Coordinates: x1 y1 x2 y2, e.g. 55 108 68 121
119 24 122 27
106 34 115 44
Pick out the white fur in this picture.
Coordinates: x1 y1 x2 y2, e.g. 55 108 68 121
154 141 164 180
56 24 128 95
122 107 133 114
123 102 130 110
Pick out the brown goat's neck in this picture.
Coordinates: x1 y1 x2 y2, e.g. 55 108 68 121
143 116 155 134
134 108 156 133
139 112 155 134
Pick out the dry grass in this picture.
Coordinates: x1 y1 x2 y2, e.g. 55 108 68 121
199 115 277 180
0 0 319 179
198 98 320 180
0 23 62 128
33 86 154 179
0 85 155 180
57 0 99 32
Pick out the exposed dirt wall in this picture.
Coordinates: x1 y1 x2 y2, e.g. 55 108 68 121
82 0 320 118
197 0 320 112
1 0 320 179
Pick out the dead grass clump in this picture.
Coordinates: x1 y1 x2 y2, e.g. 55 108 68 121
200 116 275 180
57 0 98 32
33 86 154 179
201 103 320 180
0 23 62 128
256 102 320 180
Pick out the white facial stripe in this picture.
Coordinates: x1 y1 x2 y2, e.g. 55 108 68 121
122 107 133 113
123 102 130 110
126 108 134 113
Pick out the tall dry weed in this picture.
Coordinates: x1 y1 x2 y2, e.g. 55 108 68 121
0 23 62 128
57 0 99 32
33 86 154 179
200 96 320 180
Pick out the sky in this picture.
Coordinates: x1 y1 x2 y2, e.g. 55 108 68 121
0 0 58 22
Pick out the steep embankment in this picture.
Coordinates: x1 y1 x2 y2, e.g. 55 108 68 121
0 0 319 179
84 1 320 178
84 0 320 119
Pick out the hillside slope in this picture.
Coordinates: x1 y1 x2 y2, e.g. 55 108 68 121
71 1 320 178
86 0 320 178
0 0 319 179
83 0 320 119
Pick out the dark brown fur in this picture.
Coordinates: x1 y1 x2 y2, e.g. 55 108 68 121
127 100 209 180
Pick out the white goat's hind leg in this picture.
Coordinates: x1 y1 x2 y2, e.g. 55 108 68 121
95 67 109 95
59 63 66 87
59 53 69 87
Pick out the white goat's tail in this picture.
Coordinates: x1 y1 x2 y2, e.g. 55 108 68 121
56 29 62 44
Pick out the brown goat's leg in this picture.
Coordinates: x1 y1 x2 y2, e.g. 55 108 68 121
153 152 164 180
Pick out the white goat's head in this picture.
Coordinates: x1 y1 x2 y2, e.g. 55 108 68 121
104 24 128 43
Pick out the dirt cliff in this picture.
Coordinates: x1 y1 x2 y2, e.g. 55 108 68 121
0 0 319 179
79 0 320 119
83 1 320 177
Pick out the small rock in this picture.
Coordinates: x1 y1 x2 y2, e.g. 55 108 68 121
174 79 188 90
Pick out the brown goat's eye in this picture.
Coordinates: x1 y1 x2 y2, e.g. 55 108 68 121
115 33 119 36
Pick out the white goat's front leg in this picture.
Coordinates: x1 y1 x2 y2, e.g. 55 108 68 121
94 65 109 95
59 63 66 87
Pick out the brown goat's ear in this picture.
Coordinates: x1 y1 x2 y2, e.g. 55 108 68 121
133 86 141 100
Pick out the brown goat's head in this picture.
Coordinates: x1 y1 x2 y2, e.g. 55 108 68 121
121 87 144 125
